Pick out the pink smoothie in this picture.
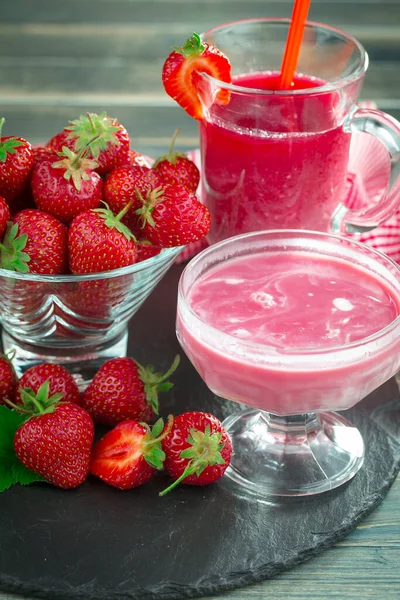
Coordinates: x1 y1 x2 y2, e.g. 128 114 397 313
199 72 351 243
178 252 400 415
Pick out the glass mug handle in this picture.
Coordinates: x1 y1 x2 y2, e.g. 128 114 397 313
331 107 400 234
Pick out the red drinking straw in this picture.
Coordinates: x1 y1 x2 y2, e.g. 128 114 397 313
279 0 312 89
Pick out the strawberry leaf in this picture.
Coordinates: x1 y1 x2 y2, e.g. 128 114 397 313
159 423 226 496
0 406 45 492
92 202 136 241
137 355 180 414
52 146 98 192
172 32 206 59
0 222 30 273
151 418 165 439
0 138 25 163
65 112 121 159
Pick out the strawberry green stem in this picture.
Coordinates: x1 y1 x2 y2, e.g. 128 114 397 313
4 348 16 362
87 112 97 135
159 424 226 496
136 355 180 414
2 397 32 414
146 414 174 447
0 117 4 141
21 389 47 414
168 128 180 156
71 134 100 167
147 355 180 389
114 199 134 222
159 464 196 496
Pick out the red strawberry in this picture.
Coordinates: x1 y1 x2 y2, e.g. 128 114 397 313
68 202 137 274
138 183 211 247
15 363 80 406
136 240 162 262
60 277 128 321
33 146 57 166
13 381 94 489
162 32 231 120
9 182 36 216
104 165 163 234
47 113 130 176
159 411 232 495
152 129 200 192
0 210 68 274
0 118 34 203
31 146 103 224
120 149 152 169
90 416 173 490
0 351 18 405
47 130 74 154
0 195 10 239
81 355 179 426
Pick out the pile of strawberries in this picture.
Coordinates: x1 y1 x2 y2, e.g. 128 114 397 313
0 352 232 494
0 113 210 276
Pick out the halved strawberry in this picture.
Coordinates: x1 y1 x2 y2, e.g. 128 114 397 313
89 416 173 490
162 32 232 120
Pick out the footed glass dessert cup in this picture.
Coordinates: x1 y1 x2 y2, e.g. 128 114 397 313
0 247 182 386
176 230 400 497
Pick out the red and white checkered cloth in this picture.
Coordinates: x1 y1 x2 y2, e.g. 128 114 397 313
176 100 400 265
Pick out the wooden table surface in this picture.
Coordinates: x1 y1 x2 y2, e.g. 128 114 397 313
1 1 399 599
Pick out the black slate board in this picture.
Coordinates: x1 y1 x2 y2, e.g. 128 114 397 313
0 265 400 600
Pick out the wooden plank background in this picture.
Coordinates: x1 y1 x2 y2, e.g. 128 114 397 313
0 0 399 156
0 1 399 599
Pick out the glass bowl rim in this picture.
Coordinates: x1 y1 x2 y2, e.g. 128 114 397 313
199 17 368 97
178 229 400 358
0 246 183 283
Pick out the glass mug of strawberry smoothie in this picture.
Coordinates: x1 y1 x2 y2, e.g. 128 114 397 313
196 19 400 244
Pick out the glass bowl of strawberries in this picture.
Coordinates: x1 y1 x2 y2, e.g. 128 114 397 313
0 115 209 385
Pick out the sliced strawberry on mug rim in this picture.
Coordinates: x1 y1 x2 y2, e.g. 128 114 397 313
89 416 173 490
162 32 232 120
